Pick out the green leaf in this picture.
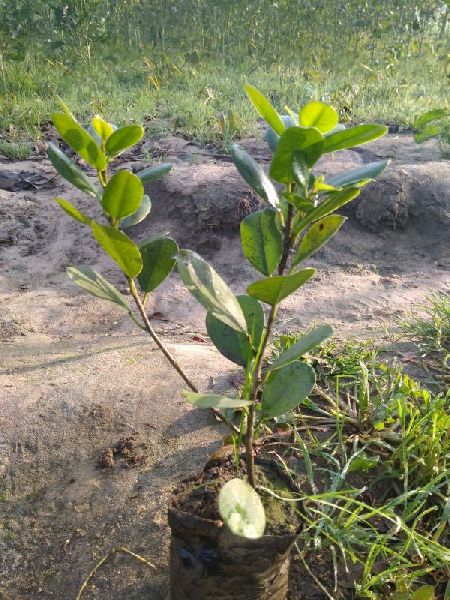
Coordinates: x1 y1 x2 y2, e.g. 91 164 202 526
247 268 315 306
105 124 145 158
323 124 388 154
411 585 435 600
102 171 144 220
262 361 316 418
47 143 100 199
240 208 282 275
183 391 252 409
413 109 448 129
348 454 380 473
265 114 296 152
293 187 360 235
326 160 389 188
177 250 247 333
91 115 115 142
292 152 309 193
271 324 333 369
270 127 324 183
66 266 130 310
56 198 91 225
120 195 151 229
299 102 338 134
231 144 279 207
137 236 178 292
91 222 143 277
244 84 285 136
137 163 172 184
52 112 107 171
218 478 266 539
292 215 346 267
415 125 441 143
206 295 264 367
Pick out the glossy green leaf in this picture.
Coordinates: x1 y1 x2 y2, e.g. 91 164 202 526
293 187 360 235
91 222 143 277
292 215 346 267
137 163 172 184
262 361 316 418
47 143 100 199
299 102 338 134
247 268 315 305
105 124 145 157
326 160 389 188
244 84 285 135
137 236 178 292
56 198 91 225
177 249 247 333
323 124 388 154
66 266 130 310
183 391 252 409
219 478 266 539
270 127 324 183
411 585 435 600
413 109 448 129
265 114 296 152
206 295 264 367
102 171 144 219
271 324 333 369
231 144 279 207
240 208 282 275
120 195 151 229
52 112 106 171
91 115 115 142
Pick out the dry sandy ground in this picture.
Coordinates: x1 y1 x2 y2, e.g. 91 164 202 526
0 133 448 599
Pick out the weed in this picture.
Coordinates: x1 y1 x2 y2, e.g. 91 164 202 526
0 139 33 159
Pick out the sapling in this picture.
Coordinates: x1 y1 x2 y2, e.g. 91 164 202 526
175 84 390 537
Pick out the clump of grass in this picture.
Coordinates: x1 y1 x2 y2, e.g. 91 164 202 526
399 289 450 354
0 139 33 160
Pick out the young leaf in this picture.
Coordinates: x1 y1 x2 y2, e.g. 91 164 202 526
91 115 115 143
91 222 143 277
137 163 172 184
270 324 333 369
262 361 316 418
240 208 282 275
47 143 100 199
137 236 178 292
66 266 130 310
52 112 107 171
244 84 285 136
326 160 389 188
231 144 279 207
413 109 448 129
293 187 360 235
105 124 145 157
177 250 247 333
120 195 151 229
55 198 92 225
219 478 266 539
247 268 315 305
183 391 252 409
270 127 324 183
292 215 346 267
323 124 388 154
299 102 338 134
102 171 144 220
206 295 264 367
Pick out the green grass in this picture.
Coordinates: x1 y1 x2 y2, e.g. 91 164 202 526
0 139 33 159
1 46 448 142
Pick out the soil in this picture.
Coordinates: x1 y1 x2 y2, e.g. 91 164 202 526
0 133 449 599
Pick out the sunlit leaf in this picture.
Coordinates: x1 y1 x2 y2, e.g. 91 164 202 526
247 268 315 305
91 222 143 277
182 391 252 409
271 325 333 369
299 101 338 134
102 170 144 219
47 143 100 199
56 198 91 225
52 112 107 170
231 144 279 207
219 478 266 539
244 84 285 135
137 163 172 184
66 266 130 310
292 215 346 266
323 124 387 154
105 124 145 157
270 127 324 183
120 195 151 229
326 160 389 188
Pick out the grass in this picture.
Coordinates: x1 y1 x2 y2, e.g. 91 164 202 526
269 322 450 598
0 45 448 143
0 139 33 159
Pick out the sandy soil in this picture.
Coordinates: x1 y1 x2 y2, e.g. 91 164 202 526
0 133 448 599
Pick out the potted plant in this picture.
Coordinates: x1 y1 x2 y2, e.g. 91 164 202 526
48 87 389 599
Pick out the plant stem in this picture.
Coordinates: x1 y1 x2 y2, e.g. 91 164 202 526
128 277 238 433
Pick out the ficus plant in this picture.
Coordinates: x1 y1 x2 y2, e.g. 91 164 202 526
175 84 390 538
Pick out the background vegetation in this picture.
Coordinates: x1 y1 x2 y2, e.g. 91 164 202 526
0 0 448 142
